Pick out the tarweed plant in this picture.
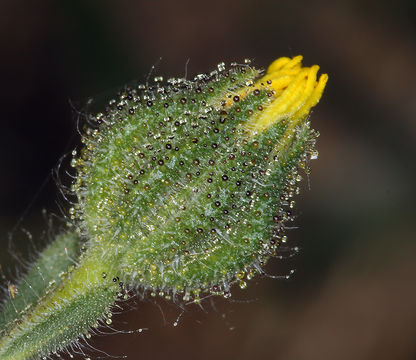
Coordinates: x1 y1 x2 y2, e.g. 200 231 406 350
0 56 327 360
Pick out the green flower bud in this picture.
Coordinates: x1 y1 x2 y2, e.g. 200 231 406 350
72 56 327 300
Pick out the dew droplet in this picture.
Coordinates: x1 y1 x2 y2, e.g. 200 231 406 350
310 150 319 160
217 62 226 71
239 281 247 289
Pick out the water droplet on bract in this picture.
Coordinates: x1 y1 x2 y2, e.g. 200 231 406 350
239 281 247 289
217 62 226 71
106 318 112 325
244 58 251 64
310 150 319 160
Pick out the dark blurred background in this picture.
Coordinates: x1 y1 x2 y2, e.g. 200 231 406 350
1 0 415 359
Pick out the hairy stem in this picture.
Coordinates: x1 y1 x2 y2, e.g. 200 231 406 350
0 238 119 360
0 232 81 330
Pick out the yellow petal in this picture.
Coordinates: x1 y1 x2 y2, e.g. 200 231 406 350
246 56 328 134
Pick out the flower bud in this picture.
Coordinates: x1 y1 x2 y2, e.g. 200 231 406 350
72 56 327 300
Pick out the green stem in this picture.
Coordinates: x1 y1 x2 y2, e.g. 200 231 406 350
0 232 80 330
0 238 118 360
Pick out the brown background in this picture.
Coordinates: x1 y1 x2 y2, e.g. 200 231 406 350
0 0 415 359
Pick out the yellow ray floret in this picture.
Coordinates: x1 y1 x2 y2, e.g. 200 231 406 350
245 56 328 134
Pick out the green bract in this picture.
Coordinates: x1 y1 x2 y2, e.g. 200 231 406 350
72 62 317 300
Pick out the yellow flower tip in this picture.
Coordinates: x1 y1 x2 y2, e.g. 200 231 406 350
246 56 328 134
267 55 303 74
266 57 291 73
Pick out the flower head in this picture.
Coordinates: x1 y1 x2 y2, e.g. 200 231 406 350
71 56 328 301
